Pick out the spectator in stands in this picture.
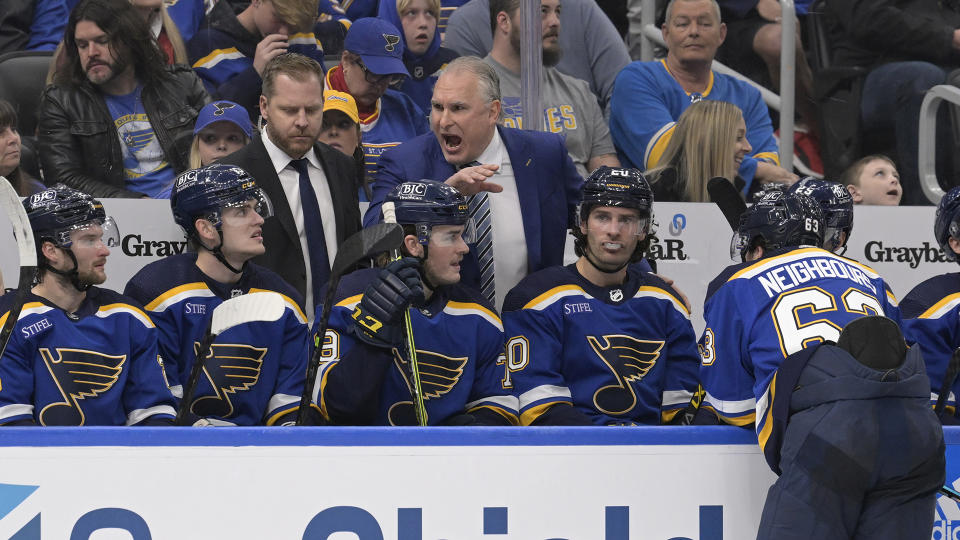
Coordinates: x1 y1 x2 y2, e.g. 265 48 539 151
840 154 902 206
317 89 370 199
188 0 325 119
826 0 960 206
716 0 821 177
325 18 429 180
131 0 190 64
0 0 68 54
610 0 796 198
38 0 210 198
378 0 459 114
484 0 618 178
163 0 205 43
366 56 582 309
220 53 361 315
646 101 748 203
444 0 629 114
0 100 46 196
188 100 253 169
644 100 750 202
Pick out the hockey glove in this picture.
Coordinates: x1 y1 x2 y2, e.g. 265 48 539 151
351 257 425 348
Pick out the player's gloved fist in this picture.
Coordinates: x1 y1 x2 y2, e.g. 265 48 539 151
351 257 425 348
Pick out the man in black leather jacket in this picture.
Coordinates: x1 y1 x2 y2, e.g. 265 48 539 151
38 0 209 198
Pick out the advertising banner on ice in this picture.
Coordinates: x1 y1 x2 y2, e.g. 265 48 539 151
0 427 777 539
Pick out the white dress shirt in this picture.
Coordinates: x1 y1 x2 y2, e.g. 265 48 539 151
261 127 337 316
473 129 528 310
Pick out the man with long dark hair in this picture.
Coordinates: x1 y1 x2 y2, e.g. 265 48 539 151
38 0 209 199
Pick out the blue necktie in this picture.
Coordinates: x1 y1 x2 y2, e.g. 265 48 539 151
290 158 330 308
461 161 496 304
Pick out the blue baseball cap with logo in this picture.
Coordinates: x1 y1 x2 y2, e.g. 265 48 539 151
343 18 409 77
193 100 253 138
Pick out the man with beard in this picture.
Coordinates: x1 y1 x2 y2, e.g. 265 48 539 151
0 185 178 426
221 53 361 316
501 167 699 425
38 0 209 198
484 0 619 178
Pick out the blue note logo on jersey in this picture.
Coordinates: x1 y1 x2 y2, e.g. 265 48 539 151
189 343 266 419
39 348 127 426
388 349 467 425
588 336 663 416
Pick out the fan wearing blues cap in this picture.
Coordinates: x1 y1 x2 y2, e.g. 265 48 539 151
324 17 430 181
189 100 254 169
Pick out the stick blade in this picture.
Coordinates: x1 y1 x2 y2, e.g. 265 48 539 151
707 177 747 232
210 291 286 335
0 176 37 267
330 223 404 277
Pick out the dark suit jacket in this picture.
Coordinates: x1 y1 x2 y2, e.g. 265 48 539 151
222 135 362 300
366 126 583 290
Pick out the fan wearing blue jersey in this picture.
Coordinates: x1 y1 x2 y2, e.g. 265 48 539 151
124 164 313 426
787 177 854 254
501 166 698 426
903 186 960 423
0 186 177 426
701 190 943 540
315 179 518 425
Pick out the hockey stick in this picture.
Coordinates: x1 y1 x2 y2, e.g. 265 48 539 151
175 291 286 426
296 222 405 425
380 201 427 426
707 176 747 231
0 176 37 361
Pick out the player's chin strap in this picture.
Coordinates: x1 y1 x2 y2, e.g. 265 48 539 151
204 231 246 275
44 249 91 292
583 246 630 276
413 249 439 296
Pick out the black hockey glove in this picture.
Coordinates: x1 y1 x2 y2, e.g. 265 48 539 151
350 257 425 348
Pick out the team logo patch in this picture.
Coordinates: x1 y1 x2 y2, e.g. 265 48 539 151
212 102 236 116
413 66 424 78
189 343 266 419
609 289 623 302
39 348 127 426
589 335 664 416
383 33 401 52
388 348 467 425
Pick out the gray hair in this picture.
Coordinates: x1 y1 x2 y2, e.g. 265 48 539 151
441 56 502 104
664 0 722 24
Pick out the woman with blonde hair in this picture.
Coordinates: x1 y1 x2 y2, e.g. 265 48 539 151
645 100 753 202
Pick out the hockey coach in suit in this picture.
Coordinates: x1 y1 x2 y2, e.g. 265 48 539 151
365 56 583 309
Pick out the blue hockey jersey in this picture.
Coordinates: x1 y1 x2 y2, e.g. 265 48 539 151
501 264 699 426
699 247 900 445
0 288 176 426
901 272 960 415
124 254 310 426
314 268 518 425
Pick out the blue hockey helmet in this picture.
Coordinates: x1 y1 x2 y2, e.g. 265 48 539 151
382 179 476 245
935 186 960 262
732 190 824 261
578 166 654 234
170 163 273 240
24 184 119 250
788 177 853 253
